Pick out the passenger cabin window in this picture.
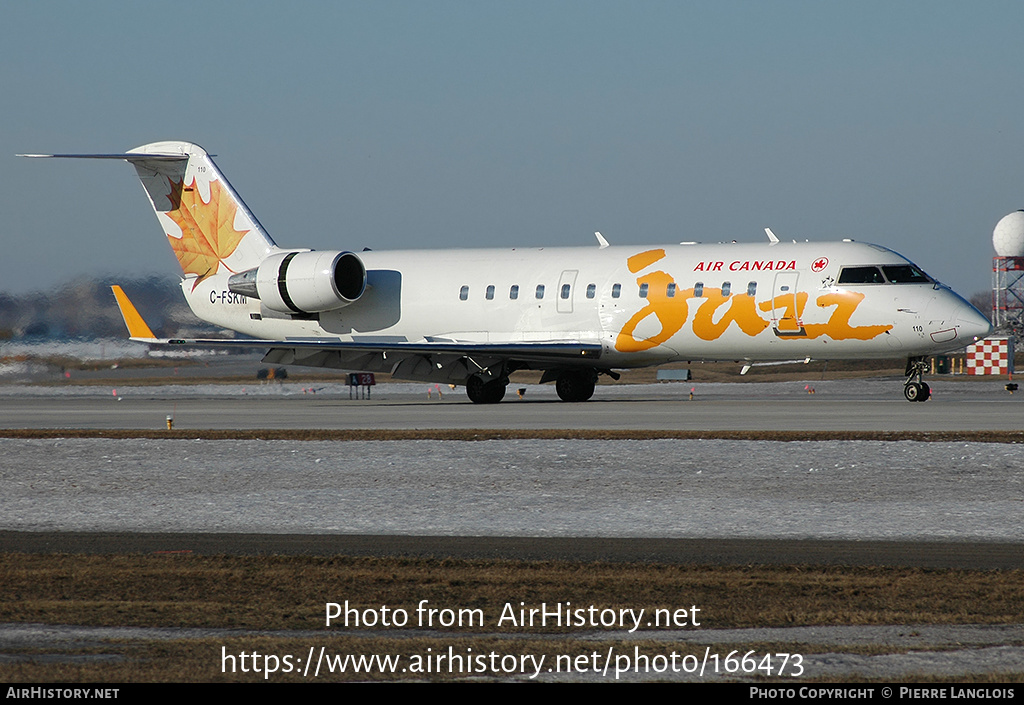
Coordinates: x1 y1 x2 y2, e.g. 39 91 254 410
612 283 621 298
560 283 571 299
747 282 757 297
536 284 545 299
485 285 495 300
882 265 930 283
510 285 519 300
667 282 676 298
721 281 731 297
838 266 885 284
459 286 469 301
586 283 596 299
639 283 649 298
694 282 704 297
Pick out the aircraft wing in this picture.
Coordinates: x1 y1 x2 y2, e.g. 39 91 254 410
113 286 601 381
132 334 602 360
128 333 603 381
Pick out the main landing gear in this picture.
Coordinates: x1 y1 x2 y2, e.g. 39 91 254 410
555 369 597 402
903 356 931 402
466 375 508 404
466 368 608 403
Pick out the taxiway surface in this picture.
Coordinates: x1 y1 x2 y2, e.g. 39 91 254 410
1 378 1022 431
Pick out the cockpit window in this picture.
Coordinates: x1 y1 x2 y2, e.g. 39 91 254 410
837 264 933 285
881 265 930 284
837 266 885 284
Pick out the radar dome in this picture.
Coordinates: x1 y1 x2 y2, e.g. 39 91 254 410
993 211 1024 257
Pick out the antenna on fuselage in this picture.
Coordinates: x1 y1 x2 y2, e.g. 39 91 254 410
595 231 610 249
764 227 779 244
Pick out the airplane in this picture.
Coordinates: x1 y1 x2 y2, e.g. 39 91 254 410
21 140 992 403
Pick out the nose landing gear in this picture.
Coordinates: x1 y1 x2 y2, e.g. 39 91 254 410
904 381 931 402
904 357 931 402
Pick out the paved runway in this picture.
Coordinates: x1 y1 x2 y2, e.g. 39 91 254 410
1 378 1022 431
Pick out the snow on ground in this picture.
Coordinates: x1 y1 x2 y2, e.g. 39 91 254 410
2 437 1020 539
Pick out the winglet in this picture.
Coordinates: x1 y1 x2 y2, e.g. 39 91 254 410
764 227 779 244
111 285 157 339
594 231 610 249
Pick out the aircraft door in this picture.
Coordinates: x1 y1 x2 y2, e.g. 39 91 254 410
557 269 578 314
771 272 807 337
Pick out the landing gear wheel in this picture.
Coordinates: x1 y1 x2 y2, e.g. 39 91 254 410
903 356 931 402
466 376 507 404
555 370 596 402
904 382 931 402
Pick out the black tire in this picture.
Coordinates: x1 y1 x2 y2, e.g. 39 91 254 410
483 380 507 403
904 382 921 402
466 376 507 404
918 382 931 402
555 370 596 402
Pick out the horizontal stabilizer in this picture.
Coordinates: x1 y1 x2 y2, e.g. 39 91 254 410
19 153 188 161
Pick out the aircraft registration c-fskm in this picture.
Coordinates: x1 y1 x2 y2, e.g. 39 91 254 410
23 141 992 403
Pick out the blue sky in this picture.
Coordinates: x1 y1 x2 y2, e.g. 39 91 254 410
4 1 1023 298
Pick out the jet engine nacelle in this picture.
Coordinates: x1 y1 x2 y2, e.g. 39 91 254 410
228 250 366 314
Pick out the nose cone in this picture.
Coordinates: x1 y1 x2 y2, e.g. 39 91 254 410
956 304 992 344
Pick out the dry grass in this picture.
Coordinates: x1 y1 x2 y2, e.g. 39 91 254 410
9 637 1024 683
3 554 1024 631
2 553 1024 682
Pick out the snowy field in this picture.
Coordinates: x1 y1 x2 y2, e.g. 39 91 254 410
2 437 1020 540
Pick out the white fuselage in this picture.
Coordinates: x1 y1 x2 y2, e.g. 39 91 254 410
184 239 988 368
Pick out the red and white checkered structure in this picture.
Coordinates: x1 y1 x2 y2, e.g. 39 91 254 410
966 337 1014 376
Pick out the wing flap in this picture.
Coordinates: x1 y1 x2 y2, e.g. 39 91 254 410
170 336 603 361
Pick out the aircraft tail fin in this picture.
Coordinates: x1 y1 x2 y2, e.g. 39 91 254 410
22 141 278 284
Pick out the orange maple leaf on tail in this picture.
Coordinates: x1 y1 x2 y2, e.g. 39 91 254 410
164 177 249 286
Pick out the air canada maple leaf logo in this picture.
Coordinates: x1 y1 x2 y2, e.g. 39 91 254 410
164 177 249 284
